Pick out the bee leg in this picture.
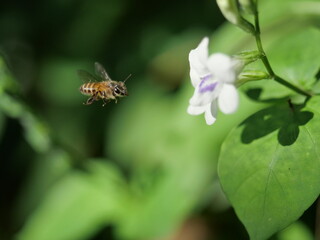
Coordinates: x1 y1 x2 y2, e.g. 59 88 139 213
83 97 94 105
102 99 110 107
84 93 98 105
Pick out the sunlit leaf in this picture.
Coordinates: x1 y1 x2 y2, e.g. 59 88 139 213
219 97 320 240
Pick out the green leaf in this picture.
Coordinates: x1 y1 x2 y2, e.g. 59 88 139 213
17 161 126 240
218 96 320 240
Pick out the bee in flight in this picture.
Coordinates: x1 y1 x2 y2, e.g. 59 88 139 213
78 62 129 106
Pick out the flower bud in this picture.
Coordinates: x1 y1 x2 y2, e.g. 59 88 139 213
233 50 261 65
236 70 269 86
216 0 239 25
216 0 255 34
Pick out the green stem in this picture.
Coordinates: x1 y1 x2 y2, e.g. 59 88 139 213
252 2 312 98
274 75 312 98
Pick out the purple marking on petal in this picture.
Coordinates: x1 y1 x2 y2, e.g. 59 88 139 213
199 74 212 88
198 75 218 93
199 82 218 93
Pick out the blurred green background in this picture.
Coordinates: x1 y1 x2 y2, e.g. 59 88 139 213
0 0 318 239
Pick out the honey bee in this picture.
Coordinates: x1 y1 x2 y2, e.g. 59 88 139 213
78 62 129 106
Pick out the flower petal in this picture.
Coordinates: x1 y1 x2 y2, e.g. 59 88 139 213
218 84 239 114
187 104 207 115
207 53 241 83
205 101 218 125
189 81 222 106
189 37 210 77
190 68 201 87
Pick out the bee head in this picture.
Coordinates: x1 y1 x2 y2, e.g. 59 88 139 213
113 82 128 97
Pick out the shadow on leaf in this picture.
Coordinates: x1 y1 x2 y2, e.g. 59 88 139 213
240 102 313 146
245 88 289 103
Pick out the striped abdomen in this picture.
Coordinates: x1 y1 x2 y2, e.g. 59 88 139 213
79 82 100 96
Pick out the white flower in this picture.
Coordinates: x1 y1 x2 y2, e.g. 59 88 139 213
187 37 243 125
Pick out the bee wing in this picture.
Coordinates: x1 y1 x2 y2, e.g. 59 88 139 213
77 70 99 82
95 62 111 80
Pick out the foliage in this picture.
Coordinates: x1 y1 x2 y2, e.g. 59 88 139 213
0 0 319 240
219 98 320 239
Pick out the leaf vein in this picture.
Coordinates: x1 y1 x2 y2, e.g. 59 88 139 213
303 126 320 162
233 168 265 197
262 143 281 220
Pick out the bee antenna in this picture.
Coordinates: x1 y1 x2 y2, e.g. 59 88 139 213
123 74 132 83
